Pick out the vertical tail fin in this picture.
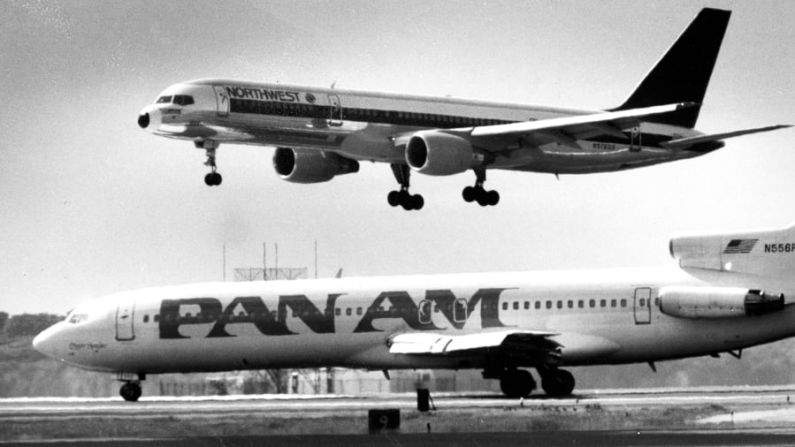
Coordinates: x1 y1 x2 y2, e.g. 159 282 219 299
670 222 795 280
614 8 731 128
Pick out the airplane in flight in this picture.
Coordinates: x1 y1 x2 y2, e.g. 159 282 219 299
137 8 787 210
34 222 795 401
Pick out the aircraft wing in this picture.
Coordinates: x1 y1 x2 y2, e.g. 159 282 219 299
659 124 792 149
468 102 696 140
389 330 563 364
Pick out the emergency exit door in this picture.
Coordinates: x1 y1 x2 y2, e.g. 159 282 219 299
328 94 343 126
115 297 135 341
213 85 230 117
633 287 651 325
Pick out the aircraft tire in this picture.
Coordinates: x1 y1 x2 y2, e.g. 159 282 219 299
120 382 142 402
412 194 424 210
499 369 534 398
387 191 400 207
462 186 476 202
541 369 575 397
204 172 222 186
487 190 500 206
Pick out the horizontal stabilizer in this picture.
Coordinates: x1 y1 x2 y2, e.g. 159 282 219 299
470 102 696 138
661 124 792 149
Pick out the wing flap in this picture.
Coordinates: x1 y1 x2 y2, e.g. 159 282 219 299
470 102 696 138
388 330 559 355
660 124 791 149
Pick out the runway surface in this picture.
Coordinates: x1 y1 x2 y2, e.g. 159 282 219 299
4 386 795 445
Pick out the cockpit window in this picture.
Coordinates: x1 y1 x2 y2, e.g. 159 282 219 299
156 95 172 104
68 313 89 324
173 95 194 106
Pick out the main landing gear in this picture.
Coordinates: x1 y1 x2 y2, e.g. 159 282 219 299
118 373 145 402
388 164 424 210
490 367 575 398
462 168 499 206
197 140 222 186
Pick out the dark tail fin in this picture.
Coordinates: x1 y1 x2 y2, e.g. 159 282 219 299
613 8 731 128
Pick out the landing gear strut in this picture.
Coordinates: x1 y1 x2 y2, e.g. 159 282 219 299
388 164 424 210
462 168 499 206
197 140 222 186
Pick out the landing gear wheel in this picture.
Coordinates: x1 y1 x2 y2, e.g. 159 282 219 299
464 169 499 206
388 164 424 211
540 369 575 397
499 369 535 398
387 190 400 207
462 186 476 202
204 172 223 186
120 382 142 402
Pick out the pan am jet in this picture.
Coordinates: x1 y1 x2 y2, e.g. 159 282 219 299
34 222 795 401
138 8 787 210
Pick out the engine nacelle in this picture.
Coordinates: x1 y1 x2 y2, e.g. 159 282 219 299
273 148 359 184
405 131 480 176
659 286 785 319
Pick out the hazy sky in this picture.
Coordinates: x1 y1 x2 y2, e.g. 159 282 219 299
1 0 793 315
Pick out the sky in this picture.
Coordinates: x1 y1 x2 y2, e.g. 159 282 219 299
0 0 793 315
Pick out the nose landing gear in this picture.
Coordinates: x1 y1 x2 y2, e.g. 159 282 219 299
463 168 499 206
118 373 145 402
388 164 424 210
197 140 222 186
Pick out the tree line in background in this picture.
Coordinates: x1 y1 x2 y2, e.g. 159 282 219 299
0 312 63 341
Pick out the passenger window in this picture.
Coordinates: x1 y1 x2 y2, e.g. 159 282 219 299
556 301 562 309
143 315 149 323
578 300 584 308
335 308 341 316
600 299 606 307
502 302 508 310
640 298 646 307
524 301 530 310
154 314 160 322
589 299 595 308
620 299 627 307
535 301 541 309
356 307 362 316
654 298 660 306
567 300 573 309
513 302 519 310
546 301 552 309
345 308 352 316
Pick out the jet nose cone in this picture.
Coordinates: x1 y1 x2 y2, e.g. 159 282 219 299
32 325 60 360
137 113 150 129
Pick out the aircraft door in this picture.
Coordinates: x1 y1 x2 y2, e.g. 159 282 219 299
213 86 230 117
633 287 651 325
115 297 136 341
328 93 343 126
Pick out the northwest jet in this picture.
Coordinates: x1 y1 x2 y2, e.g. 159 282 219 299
138 8 787 210
34 222 795 401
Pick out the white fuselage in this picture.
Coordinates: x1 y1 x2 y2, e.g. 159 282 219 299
33 265 795 376
138 79 704 175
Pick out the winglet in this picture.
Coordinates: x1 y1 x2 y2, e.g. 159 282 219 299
613 8 731 128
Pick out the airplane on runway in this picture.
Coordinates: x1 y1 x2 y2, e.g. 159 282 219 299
137 8 788 210
34 222 795 401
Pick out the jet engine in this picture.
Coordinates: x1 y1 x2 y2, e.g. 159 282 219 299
273 148 359 183
659 286 785 319
405 131 481 176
